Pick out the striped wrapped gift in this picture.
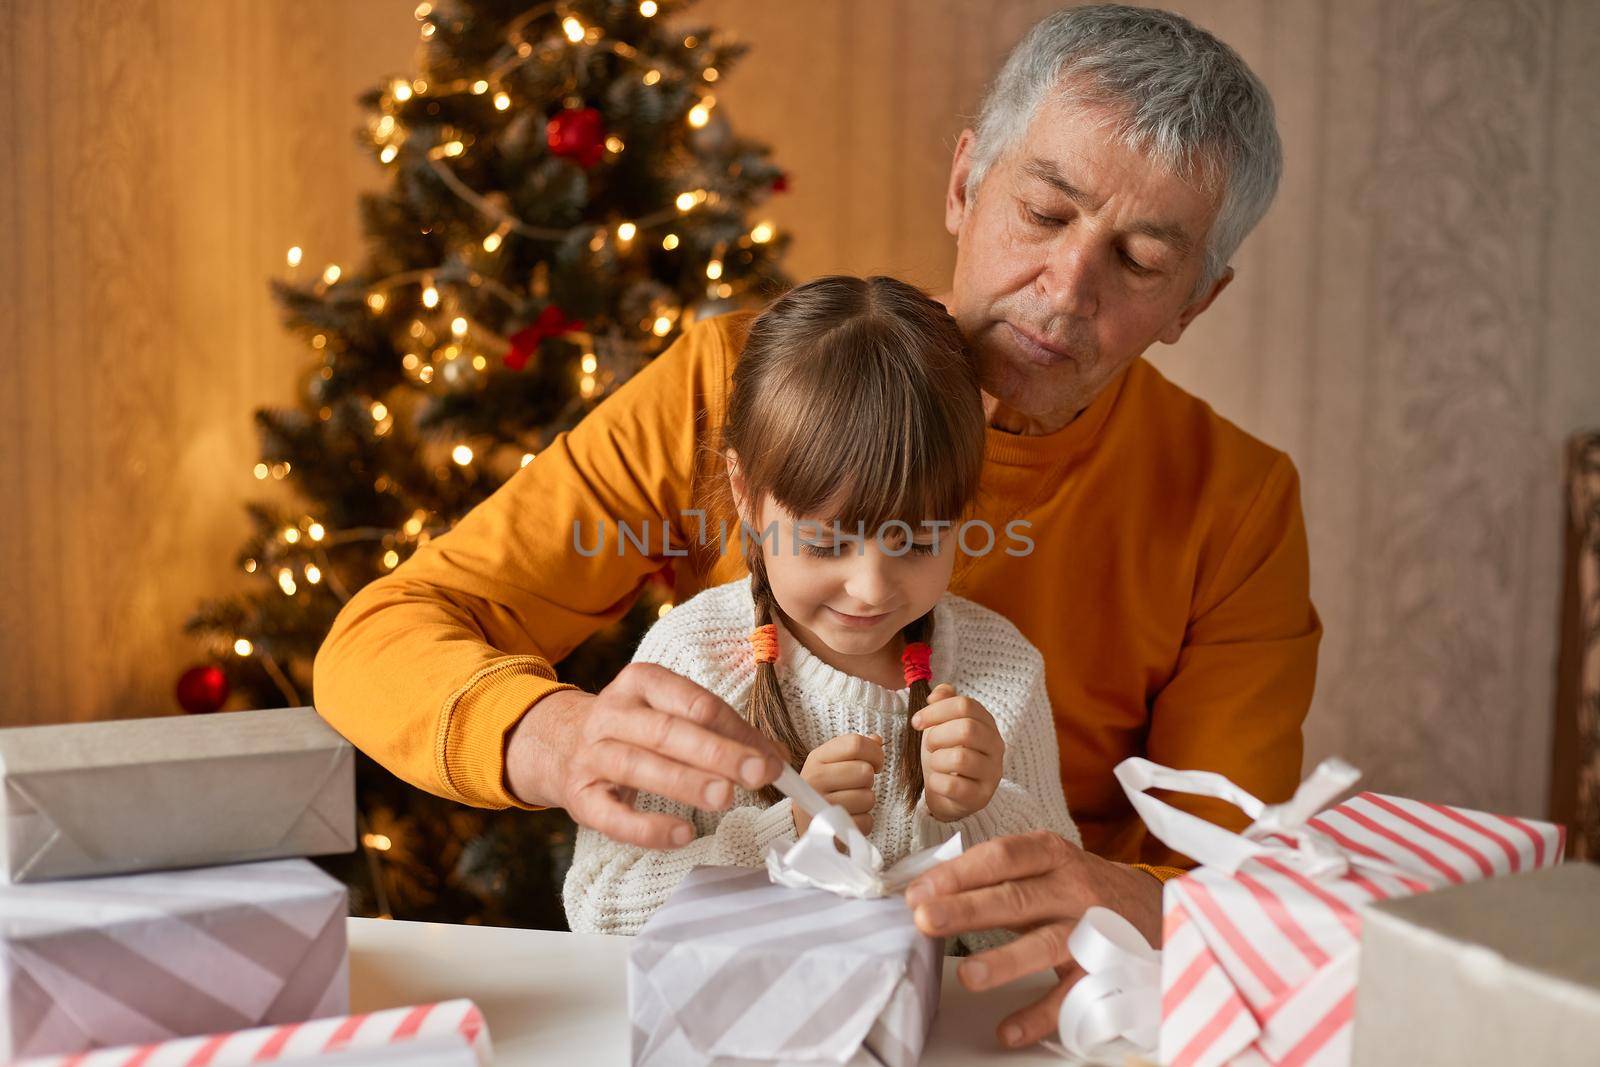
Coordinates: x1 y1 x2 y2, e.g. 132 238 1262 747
0 858 348 1061
1121 759 1567 1067
13 998 489 1067
628 866 942 1066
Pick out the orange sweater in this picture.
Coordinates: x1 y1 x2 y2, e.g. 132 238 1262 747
313 312 1320 878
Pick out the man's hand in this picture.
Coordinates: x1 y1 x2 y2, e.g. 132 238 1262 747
913 683 1004 822
506 662 784 849
903 830 1164 1049
793 732 882 837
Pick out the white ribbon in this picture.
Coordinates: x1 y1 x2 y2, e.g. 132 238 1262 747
1053 755 1442 1061
764 766 964 899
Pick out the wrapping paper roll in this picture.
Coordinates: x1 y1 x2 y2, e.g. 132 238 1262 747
13 998 492 1067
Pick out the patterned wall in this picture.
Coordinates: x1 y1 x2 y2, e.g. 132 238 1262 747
5 1 1597 822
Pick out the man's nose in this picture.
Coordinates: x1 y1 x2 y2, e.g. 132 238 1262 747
1037 235 1100 320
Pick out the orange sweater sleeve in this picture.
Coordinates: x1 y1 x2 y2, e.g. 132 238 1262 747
311 316 733 809
1138 452 1322 869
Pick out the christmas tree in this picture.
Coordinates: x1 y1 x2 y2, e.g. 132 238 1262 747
182 0 790 928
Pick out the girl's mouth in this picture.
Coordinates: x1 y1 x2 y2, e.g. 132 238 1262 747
827 606 892 628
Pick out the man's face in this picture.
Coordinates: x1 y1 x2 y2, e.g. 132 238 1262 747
944 87 1233 431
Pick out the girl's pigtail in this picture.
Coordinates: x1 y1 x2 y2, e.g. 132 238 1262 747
745 545 809 806
899 612 934 809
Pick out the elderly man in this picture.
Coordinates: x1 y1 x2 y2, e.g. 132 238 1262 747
314 3 1317 1050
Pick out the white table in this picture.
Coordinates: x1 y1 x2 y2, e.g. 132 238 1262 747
347 917 1089 1065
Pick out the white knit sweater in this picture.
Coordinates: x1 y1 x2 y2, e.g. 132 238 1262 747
562 574 1080 951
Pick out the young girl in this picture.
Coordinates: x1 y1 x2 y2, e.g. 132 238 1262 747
562 275 1078 951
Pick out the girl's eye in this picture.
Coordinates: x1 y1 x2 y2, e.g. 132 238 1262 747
801 542 844 558
906 541 938 556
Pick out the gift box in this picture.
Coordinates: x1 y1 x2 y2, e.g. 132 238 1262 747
0 707 354 883
1349 861 1600 1066
13 997 491 1067
628 866 942 1067
1125 758 1565 1067
0 857 349 1060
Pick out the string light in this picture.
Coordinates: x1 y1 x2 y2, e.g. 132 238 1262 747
482 228 505 252
658 602 672 618
651 314 673 336
278 569 298 596
253 463 270 479
704 67 720 82
304 564 323 585
383 549 401 569
422 284 440 308
244 558 258 573
376 115 396 138
412 79 429 95
380 145 399 164
643 69 661 86
588 230 607 252
562 16 584 42
675 191 698 211
616 221 637 243
605 135 625 154
286 246 303 268
308 522 326 541
392 80 413 102
414 3 431 19
687 99 713 128
581 353 598 374
234 638 254 656
363 833 393 851
750 220 776 243
366 292 387 312
471 79 489 94
370 402 388 421
494 91 511 111
451 316 469 337
452 444 474 465
420 23 436 39
640 0 658 15
662 232 679 250
580 374 597 397
322 264 342 285
706 258 723 280
521 452 536 467
283 527 302 544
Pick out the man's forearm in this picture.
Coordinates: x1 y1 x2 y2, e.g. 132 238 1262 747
505 687 591 808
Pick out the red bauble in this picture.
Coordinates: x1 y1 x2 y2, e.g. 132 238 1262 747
176 664 230 714
546 107 606 168
504 304 586 371
771 172 790 193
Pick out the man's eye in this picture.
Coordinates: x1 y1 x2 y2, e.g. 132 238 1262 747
1121 251 1155 275
1024 205 1062 227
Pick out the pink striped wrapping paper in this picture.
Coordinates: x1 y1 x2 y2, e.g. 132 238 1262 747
12 998 491 1067
1157 789 1565 1067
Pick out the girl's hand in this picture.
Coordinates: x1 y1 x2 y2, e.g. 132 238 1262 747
914 683 1005 822
793 732 883 837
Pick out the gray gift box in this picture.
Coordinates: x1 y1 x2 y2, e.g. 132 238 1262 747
0 707 354 882
1351 861 1600 1066
628 866 943 1067
0 857 349 1060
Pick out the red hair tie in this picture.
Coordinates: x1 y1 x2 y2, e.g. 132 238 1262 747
749 623 779 664
901 641 932 686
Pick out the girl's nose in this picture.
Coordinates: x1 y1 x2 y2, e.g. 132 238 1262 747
841 545 897 609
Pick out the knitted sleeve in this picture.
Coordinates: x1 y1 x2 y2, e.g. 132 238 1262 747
561 584 797 934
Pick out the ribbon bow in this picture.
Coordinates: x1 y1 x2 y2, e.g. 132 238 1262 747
764 767 963 899
1054 755 1441 1061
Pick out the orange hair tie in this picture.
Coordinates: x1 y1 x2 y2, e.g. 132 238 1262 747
901 641 932 686
749 623 779 664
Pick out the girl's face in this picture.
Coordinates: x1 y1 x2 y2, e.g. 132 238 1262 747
734 484 958 660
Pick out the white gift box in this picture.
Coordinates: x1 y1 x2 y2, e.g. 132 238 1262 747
0 707 354 883
0 858 348 1060
1351 862 1600 1066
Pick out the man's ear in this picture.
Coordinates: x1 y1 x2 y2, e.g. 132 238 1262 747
1158 266 1234 345
945 128 978 238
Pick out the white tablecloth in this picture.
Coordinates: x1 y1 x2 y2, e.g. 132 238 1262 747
347 916 1102 1065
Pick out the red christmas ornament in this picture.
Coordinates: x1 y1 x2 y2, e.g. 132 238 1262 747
504 304 586 370
176 664 230 714
546 107 606 168
771 172 790 193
